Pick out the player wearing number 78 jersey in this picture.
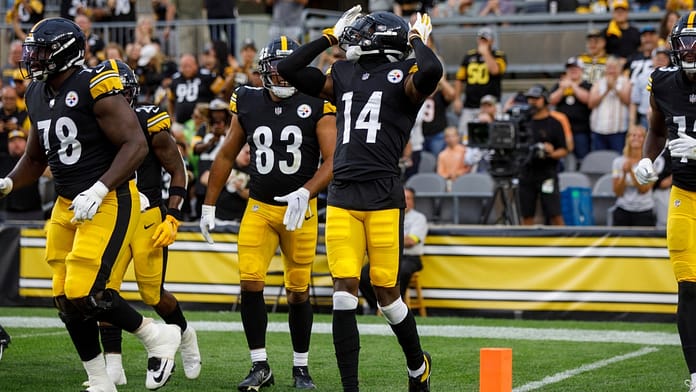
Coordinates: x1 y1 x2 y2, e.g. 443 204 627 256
199 35 336 391
278 7 442 392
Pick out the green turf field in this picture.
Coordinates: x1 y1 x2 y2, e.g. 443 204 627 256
0 307 687 391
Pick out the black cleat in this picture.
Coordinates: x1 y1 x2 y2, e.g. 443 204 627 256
292 366 316 390
238 361 274 391
408 351 432 392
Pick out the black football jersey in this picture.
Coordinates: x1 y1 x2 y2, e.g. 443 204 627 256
330 59 423 182
231 86 335 204
168 69 217 124
455 48 507 108
649 67 696 192
135 104 171 208
24 62 125 199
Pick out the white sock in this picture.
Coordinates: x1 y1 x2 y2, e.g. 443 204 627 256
82 354 109 383
250 348 267 363
379 298 409 325
408 362 426 378
691 372 696 385
293 351 308 367
104 353 123 370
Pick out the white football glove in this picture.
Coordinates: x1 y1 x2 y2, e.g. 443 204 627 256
323 4 362 45
0 177 13 198
274 187 311 232
199 204 216 244
634 158 658 185
408 12 432 44
69 181 109 223
669 133 696 161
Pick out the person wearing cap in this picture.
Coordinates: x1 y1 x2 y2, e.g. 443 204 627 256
0 128 44 221
624 25 659 90
167 53 218 126
579 29 608 83
588 56 632 154
602 0 641 60
550 57 592 163
518 84 568 226
454 26 507 143
0 86 30 156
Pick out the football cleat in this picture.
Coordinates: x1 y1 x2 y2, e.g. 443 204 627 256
292 366 316 390
0 324 9 361
238 361 274 391
80 377 117 392
686 379 696 392
136 320 181 390
408 351 432 392
180 326 202 379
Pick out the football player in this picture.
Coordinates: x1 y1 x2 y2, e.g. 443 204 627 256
635 11 696 392
0 17 181 392
86 60 201 388
277 7 442 392
199 36 337 391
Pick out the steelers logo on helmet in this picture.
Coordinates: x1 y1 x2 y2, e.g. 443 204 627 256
20 17 86 82
339 11 411 63
259 36 300 99
297 104 312 118
670 11 696 76
65 91 79 107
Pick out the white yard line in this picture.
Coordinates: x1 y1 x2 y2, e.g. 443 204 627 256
0 316 680 346
512 346 660 392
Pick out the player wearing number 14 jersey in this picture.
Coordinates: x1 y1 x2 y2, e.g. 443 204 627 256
200 36 336 391
278 7 442 392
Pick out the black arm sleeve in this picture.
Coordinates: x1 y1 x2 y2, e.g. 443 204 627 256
410 38 443 96
277 38 332 98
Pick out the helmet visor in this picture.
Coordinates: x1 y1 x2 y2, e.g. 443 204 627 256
263 59 291 87
20 43 54 79
677 35 696 51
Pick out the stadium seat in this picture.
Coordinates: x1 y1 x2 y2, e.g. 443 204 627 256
440 173 495 224
579 150 620 186
404 272 427 317
418 151 437 173
591 173 616 226
558 172 592 191
406 173 448 222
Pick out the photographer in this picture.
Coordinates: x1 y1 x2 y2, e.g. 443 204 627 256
518 85 568 226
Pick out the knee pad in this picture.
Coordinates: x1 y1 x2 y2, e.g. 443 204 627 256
379 297 409 325
333 291 359 310
54 295 83 324
71 288 119 319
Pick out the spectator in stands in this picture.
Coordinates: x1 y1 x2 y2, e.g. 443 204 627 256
108 0 137 48
478 0 515 19
104 42 126 61
193 98 230 218
550 57 592 164
267 0 307 42
394 0 434 17
611 125 655 226
453 27 507 143
588 56 631 154
477 94 499 123
437 126 473 189
625 26 659 104
579 29 608 84
665 0 692 12
602 0 641 61
206 0 238 56
1 40 22 86
0 86 30 156
201 143 251 223
0 130 44 220
221 38 262 99
360 187 428 315
432 0 476 17
134 13 156 47
167 53 218 126
172 0 203 55
74 14 105 66
403 104 426 181
10 69 27 112
631 46 670 130
152 0 176 48
518 85 567 226
136 42 167 104
657 10 680 47
6 0 44 40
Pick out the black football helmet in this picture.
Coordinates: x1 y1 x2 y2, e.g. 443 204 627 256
108 59 139 107
670 11 696 75
339 11 411 62
20 17 86 82
258 36 300 98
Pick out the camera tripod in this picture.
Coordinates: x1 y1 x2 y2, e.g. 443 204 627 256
480 176 521 225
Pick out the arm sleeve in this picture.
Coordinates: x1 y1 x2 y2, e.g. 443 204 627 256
277 38 332 97
410 38 443 96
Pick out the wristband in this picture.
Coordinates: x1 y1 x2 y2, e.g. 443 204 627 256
167 207 183 222
169 186 187 198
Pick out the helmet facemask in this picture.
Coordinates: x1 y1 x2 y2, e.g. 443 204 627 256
260 57 296 98
339 13 411 63
673 34 696 75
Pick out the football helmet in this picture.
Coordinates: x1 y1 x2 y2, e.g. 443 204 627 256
20 17 86 82
109 59 139 107
258 36 300 99
339 11 411 62
670 11 696 75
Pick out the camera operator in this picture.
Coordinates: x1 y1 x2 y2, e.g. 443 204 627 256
518 85 568 226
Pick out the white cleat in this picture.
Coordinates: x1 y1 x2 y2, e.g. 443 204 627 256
136 319 181 390
180 326 201 379
80 376 117 392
